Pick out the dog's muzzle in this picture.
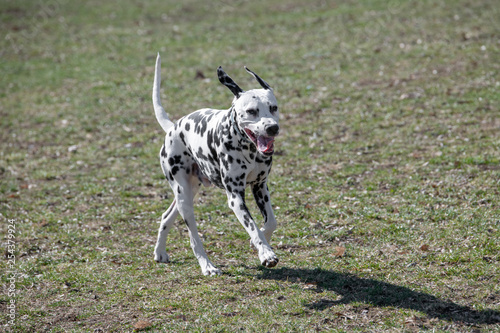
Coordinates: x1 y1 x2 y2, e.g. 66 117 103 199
244 126 278 156
230 109 279 155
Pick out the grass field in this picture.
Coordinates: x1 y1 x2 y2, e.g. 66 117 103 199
1 0 499 331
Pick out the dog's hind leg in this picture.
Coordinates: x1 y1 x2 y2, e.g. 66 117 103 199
174 179 221 276
154 199 179 263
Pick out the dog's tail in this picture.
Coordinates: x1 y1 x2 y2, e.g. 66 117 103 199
153 53 174 133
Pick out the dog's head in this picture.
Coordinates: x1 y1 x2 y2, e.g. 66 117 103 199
218 66 279 156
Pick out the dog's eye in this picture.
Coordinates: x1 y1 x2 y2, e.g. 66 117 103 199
270 106 278 113
246 109 258 116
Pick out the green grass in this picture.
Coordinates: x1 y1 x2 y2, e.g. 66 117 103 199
1 0 499 331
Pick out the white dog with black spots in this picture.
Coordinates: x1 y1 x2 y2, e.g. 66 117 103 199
152 54 280 276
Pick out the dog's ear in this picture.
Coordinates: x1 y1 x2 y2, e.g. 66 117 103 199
218 66 244 97
244 66 272 91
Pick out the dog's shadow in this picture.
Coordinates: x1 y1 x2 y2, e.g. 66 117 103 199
255 267 500 325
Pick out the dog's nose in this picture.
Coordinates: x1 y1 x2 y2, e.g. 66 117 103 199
266 124 280 136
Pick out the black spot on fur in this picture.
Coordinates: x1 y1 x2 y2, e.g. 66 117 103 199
221 155 229 170
160 145 167 158
252 184 269 222
242 213 250 228
179 131 186 146
207 130 219 165
224 141 237 151
196 147 209 161
188 111 209 136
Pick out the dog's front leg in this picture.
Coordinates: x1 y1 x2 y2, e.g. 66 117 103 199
251 182 277 243
226 188 279 268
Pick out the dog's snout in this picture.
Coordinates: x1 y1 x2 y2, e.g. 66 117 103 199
266 124 280 136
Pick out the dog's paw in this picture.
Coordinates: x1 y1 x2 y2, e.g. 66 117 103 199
201 264 222 276
261 255 279 268
259 248 279 268
154 250 170 263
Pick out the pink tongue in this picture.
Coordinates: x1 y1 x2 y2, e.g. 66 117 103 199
257 136 274 153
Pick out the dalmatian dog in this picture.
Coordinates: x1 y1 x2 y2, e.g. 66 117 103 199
152 54 280 276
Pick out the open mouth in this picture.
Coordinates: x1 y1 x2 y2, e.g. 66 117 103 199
244 128 275 155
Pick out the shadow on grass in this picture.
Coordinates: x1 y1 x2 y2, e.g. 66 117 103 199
258 267 500 325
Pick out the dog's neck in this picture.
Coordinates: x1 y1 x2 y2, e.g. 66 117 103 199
229 106 252 144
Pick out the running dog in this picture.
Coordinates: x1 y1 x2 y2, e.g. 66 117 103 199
152 54 280 276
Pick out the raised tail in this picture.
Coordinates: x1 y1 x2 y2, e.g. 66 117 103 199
153 53 174 133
